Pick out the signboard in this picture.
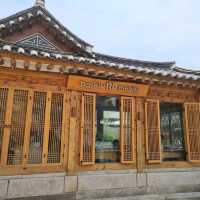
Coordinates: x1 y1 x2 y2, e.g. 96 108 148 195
67 75 149 97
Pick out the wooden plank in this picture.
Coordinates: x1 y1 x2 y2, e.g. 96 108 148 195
67 75 149 97
136 98 145 172
63 91 70 168
183 103 190 161
120 97 125 163
67 91 81 175
60 93 67 165
42 92 52 164
1 88 14 165
80 92 84 164
22 90 34 166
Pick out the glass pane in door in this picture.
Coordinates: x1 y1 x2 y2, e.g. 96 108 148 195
96 96 120 163
160 103 185 161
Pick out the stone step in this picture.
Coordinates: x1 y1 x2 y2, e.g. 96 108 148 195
93 192 200 200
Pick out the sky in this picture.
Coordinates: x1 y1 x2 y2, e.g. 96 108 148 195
1 0 200 70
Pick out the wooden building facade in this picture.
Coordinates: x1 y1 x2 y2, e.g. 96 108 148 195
0 1 200 199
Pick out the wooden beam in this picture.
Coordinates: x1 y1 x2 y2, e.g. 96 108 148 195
42 92 52 164
22 90 34 166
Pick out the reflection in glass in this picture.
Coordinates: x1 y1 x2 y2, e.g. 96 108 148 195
96 96 120 163
160 103 185 161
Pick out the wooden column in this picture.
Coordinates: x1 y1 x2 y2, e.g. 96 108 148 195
42 92 52 164
67 91 81 175
62 92 70 168
136 98 145 173
22 90 34 166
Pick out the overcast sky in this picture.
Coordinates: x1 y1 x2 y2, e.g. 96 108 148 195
1 0 200 70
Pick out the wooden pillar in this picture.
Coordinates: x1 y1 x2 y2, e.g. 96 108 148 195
136 98 145 173
67 91 81 175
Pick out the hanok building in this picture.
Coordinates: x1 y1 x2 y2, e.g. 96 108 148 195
0 0 200 199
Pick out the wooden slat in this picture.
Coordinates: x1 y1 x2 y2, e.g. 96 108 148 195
60 93 67 164
136 98 145 172
184 103 200 162
80 93 96 165
42 92 52 164
22 90 34 166
145 99 161 163
67 91 81 174
63 91 70 168
121 97 135 163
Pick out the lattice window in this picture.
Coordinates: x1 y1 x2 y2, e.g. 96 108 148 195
47 93 64 163
145 100 161 163
17 33 58 50
185 103 200 161
28 92 47 164
0 88 9 163
121 97 135 163
80 93 96 165
7 90 28 165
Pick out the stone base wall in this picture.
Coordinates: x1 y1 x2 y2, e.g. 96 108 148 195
1 168 200 199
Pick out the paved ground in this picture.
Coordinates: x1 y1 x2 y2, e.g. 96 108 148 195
91 193 200 200
7 192 200 200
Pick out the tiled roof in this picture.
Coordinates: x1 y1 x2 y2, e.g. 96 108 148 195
0 5 93 53
0 40 200 82
0 3 199 83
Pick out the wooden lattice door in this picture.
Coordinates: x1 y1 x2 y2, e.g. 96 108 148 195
145 99 161 163
0 87 65 167
80 93 96 165
121 97 135 163
7 89 29 165
185 103 200 161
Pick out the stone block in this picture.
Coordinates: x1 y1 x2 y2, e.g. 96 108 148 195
147 171 200 187
0 180 8 198
7 176 65 198
65 176 77 193
78 173 137 191
137 173 147 187
76 187 146 200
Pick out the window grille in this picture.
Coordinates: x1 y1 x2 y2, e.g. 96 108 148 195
28 92 47 164
0 87 65 168
145 100 161 163
7 90 28 165
47 93 64 163
121 97 135 163
80 93 96 165
185 103 200 161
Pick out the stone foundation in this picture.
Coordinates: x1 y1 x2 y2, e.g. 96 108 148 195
1 168 200 199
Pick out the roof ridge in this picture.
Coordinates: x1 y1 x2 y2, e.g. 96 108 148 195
95 52 176 68
0 5 93 49
0 6 35 23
